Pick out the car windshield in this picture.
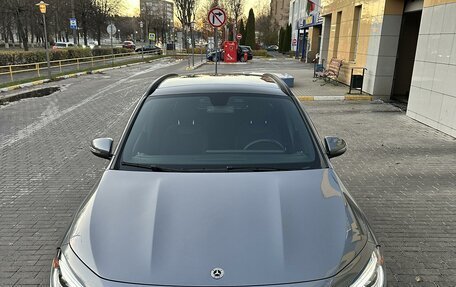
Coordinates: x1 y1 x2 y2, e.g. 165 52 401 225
120 94 323 171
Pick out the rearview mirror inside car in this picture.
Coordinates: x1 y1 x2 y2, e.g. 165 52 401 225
324 136 346 158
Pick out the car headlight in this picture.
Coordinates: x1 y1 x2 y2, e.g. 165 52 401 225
51 248 84 287
350 248 385 287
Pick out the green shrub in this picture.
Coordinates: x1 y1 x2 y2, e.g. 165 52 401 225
185 47 207 54
0 47 134 66
50 50 69 61
66 48 92 59
92 47 131 56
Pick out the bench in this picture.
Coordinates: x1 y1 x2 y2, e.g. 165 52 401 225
314 58 343 86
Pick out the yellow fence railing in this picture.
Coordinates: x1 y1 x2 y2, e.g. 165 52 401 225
0 51 164 83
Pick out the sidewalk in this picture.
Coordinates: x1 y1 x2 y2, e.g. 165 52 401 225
285 61 372 101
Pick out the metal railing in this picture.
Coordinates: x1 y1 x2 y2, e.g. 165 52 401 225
0 51 161 83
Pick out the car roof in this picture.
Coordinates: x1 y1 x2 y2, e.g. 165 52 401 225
152 74 290 97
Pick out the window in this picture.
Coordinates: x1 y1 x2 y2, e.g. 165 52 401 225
350 5 362 61
120 94 322 171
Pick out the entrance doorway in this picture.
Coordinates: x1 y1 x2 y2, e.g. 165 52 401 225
391 10 422 102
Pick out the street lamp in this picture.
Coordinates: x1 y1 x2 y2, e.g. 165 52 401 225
36 1 51 79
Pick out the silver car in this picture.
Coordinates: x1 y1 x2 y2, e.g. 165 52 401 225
51 74 386 287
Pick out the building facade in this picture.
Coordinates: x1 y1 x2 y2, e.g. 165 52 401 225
319 0 456 137
406 0 456 137
271 0 291 29
140 0 174 43
289 0 323 62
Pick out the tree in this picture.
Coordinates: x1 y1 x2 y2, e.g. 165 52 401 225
175 0 196 49
238 19 245 45
255 13 274 46
278 27 284 53
244 8 255 48
284 24 291 53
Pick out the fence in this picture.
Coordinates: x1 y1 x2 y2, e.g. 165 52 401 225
0 51 161 83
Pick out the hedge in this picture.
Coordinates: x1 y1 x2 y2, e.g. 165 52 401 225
185 47 207 54
0 47 132 66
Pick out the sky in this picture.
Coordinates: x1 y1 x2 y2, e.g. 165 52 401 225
122 0 270 17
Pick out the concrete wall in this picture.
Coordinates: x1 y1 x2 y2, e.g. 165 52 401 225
320 0 404 98
407 0 456 137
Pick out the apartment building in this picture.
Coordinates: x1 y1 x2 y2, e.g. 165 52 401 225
271 0 291 29
289 0 322 62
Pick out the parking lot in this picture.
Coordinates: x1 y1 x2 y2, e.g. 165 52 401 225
0 58 455 286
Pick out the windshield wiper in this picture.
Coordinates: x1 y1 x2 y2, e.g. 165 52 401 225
121 162 183 172
225 166 291 172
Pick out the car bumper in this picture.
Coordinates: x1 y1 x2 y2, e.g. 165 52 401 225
51 243 386 287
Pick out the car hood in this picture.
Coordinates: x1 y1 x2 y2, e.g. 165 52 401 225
68 168 367 286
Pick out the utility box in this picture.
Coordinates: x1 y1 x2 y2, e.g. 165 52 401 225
223 41 237 63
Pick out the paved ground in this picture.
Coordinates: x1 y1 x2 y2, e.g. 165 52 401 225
0 58 455 286
200 57 351 98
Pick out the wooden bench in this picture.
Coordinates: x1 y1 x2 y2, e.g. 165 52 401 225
314 58 343 86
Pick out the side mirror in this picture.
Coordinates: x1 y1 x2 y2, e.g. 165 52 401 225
90 138 113 160
324 136 346 158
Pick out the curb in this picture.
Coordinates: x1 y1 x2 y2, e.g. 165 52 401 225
0 57 171 94
0 79 51 93
297 95 372 101
186 61 207 71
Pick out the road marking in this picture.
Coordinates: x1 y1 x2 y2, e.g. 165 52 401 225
0 61 179 149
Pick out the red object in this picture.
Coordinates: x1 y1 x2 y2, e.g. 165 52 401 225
244 52 248 62
223 41 238 63
307 0 315 13
236 33 242 40
292 39 297 46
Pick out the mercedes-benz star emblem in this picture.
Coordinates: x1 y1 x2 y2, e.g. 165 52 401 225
211 267 224 279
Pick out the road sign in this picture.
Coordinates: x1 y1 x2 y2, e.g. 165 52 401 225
107 24 116 35
69 18 77 30
208 7 226 28
236 33 242 40
148 33 156 41
292 38 297 46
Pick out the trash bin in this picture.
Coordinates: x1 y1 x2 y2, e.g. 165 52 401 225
349 67 366 94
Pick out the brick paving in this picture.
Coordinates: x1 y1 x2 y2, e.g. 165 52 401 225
0 58 455 286
304 101 456 287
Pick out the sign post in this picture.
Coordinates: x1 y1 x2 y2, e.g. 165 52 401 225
107 23 117 66
36 1 51 80
236 33 242 41
207 7 226 75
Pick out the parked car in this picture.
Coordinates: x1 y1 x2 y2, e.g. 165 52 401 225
135 45 163 55
239 45 253 60
122 41 136 49
50 73 386 287
266 44 279 51
206 49 223 62
88 41 98 49
52 42 75 49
